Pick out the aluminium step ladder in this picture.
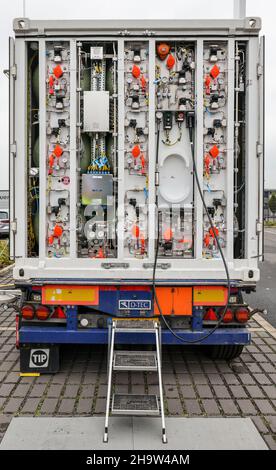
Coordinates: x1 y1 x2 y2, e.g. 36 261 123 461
103 318 167 444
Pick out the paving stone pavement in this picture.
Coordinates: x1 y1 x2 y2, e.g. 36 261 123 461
0 306 275 449
0 267 14 288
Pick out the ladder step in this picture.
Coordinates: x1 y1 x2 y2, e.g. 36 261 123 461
113 351 157 371
111 394 159 416
114 319 157 332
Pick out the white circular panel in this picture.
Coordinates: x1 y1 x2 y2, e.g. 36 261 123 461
159 153 190 203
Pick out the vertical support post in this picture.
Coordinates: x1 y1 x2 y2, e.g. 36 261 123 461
192 306 203 331
195 39 204 259
39 39 46 260
9 37 15 259
233 0 246 19
226 39 235 260
117 39 125 260
70 40 77 258
148 39 156 262
66 306 78 330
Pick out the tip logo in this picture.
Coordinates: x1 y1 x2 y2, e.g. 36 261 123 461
29 349 49 368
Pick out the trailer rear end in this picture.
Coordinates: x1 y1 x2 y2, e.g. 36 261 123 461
8 16 264 372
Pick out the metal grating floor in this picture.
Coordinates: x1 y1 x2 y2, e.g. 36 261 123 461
112 394 159 415
114 351 157 370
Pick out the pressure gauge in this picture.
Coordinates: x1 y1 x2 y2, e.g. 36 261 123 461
156 111 163 121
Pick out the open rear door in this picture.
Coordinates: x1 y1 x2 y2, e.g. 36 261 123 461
257 35 265 261
9 37 16 259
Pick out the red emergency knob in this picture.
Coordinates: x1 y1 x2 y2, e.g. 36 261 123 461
53 64 63 78
132 145 141 159
132 65 141 79
53 225 63 238
166 54 175 70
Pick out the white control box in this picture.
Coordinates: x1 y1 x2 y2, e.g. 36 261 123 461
83 91 110 132
90 46 103 60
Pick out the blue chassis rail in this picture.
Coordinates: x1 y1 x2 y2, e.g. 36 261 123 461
19 326 250 346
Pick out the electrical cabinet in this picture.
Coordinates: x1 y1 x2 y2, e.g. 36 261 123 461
9 17 264 284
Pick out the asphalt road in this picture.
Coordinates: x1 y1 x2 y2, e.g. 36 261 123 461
244 228 276 327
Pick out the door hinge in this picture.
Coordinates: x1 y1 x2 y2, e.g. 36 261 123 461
257 63 263 79
256 141 263 158
11 220 17 233
10 64 17 79
256 220 262 234
10 142 17 157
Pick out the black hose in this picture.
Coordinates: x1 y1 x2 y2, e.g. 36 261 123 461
152 114 231 344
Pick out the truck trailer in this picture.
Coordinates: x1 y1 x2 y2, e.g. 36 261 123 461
8 14 264 375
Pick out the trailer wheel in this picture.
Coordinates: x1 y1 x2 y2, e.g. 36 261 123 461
205 344 244 361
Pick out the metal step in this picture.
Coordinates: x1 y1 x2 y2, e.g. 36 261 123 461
114 319 157 332
111 394 159 416
113 351 157 371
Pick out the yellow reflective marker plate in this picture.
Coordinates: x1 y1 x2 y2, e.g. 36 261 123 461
42 285 99 305
193 286 227 306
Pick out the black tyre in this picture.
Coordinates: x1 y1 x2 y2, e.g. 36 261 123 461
205 344 244 361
